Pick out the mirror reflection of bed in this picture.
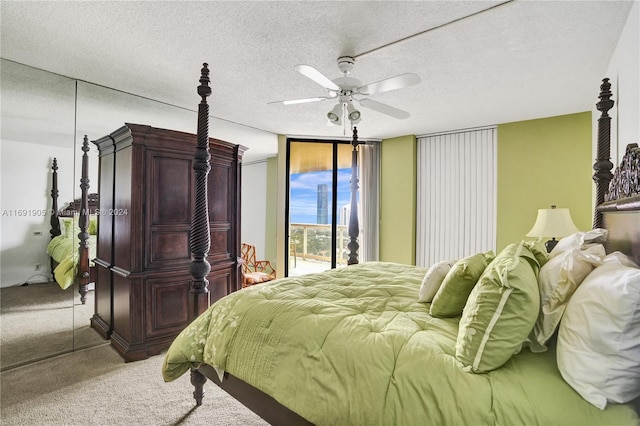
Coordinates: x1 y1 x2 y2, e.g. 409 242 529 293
1 59 274 371
0 62 81 370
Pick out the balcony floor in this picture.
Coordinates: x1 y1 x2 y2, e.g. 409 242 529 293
287 257 348 277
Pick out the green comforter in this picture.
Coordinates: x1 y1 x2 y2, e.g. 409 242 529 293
46 234 96 290
162 262 638 425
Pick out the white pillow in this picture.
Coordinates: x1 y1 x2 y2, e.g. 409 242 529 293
548 228 608 259
603 251 640 268
529 244 605 352
557 255 640 409
418 260 455 303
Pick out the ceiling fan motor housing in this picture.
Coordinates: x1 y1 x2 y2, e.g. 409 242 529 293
337 56 355 74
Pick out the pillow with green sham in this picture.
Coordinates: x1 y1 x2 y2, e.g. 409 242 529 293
455 241 541 373
429 251 494 318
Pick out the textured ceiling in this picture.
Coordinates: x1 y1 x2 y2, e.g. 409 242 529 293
0 1 634 160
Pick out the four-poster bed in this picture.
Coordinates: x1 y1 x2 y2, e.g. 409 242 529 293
46 136 98 303
162 68 640 424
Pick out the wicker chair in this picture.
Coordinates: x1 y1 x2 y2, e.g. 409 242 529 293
241 243 276 287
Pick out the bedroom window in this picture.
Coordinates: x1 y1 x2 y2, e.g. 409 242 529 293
416 127 497 266
286 139 353 276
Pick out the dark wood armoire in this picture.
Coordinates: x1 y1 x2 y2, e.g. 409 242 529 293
90 123 246 361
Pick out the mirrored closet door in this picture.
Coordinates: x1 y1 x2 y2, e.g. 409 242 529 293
0 60 205 370
0 60 78 369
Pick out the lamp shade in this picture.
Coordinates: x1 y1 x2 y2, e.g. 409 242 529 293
526 207 580 238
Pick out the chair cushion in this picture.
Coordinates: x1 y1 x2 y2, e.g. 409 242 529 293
244 272 273 285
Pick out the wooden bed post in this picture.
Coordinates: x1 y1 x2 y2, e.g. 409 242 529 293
50 158 61 239
50 157 61 277
191 368 207 406
592 77 614 229
190 63 212 317
77 136 91 304
347 127 359 265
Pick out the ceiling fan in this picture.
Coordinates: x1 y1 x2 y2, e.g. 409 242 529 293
269 56 421 126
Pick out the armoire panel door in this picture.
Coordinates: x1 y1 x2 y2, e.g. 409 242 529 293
147 153 193 269
150 155 191 224
207 160 231 222
113 146 133 271
207 159 233 262
208 269 231 305
149 230 190 264
96 151 115 264
92 263 112 338
145 276 190 338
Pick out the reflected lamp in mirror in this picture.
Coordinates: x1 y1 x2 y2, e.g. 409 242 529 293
526 205 580 253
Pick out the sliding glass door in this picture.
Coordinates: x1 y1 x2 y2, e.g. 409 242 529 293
286 139 353 276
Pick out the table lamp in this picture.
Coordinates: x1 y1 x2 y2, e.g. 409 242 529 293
526 205 580 253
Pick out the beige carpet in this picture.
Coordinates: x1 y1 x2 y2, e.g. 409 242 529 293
1 282 105 370
0 344 269 425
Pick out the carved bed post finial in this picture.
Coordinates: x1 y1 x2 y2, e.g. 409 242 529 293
78 136 91 304
347 127 360 265
190 63 212 317
592 77 615 229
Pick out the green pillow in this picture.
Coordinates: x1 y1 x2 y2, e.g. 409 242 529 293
61 218 74 239
429 251 494 318
88 216 98 235
523 240 549 268
455 241 541 373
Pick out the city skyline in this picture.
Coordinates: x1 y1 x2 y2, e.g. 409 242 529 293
289 169 353 224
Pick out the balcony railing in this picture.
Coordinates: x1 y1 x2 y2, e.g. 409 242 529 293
289 223 350 266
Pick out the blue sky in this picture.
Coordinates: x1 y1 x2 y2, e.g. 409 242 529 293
290 169 352 224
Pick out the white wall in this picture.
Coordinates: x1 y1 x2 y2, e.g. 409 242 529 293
241 160 269 259
599 1 639 163
1 140 75 286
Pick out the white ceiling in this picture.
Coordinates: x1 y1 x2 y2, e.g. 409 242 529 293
0 0 634 159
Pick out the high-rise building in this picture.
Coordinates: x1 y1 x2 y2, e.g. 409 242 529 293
339 204 350 226
317 184 328 224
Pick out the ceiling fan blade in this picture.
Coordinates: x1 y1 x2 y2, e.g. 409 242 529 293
357 73 420 95
268 96 329 105
295 65 340 91
359 98 410 119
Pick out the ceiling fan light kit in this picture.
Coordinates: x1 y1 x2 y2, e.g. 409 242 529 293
327 103 343 124
347 103 361 121
271 56 420 129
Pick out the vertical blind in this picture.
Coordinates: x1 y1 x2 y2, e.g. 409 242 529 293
359 142 380 262
416 127 497 267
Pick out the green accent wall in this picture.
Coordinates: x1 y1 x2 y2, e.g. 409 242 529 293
379 135 417 264
496 112 592 251
273 112 592 268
